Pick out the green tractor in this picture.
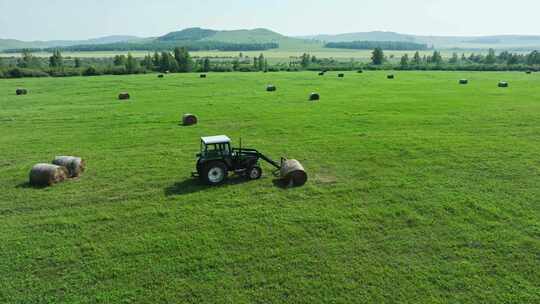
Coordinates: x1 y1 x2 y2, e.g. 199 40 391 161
192 135 307 187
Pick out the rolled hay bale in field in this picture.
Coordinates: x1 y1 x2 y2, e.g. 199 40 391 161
158 74 164 78
280 159 308 187
29 164 68 187
16 88 28 95
200 74 207 78
387 74 395 79
182 114 198 126
118 92 130 100
498 81 509 88
459 79 469 85
267 85 277 92
309 92 320 101
52 156 86 178
338 73 345 78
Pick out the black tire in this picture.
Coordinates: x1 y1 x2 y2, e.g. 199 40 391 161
247 166 262 180
200 161 228 185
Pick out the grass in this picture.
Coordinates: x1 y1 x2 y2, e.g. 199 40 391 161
0 71 539 303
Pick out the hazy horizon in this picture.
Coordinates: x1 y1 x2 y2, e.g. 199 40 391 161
1 0 539 41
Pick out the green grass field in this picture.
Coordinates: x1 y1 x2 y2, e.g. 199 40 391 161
1 71 539 303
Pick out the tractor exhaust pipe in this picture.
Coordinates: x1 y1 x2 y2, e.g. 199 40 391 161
279 159 308 187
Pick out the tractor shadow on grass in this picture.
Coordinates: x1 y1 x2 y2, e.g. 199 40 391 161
165 176 251 196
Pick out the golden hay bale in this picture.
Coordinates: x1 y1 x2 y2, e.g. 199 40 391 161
459 79 469 85
309 92 320 101
498 81 509 88
16 88 28 95
280 159 308 187
29 164 68 187
52 156 86 178
118 92 130 100
267 85 277 92
182 114 198 126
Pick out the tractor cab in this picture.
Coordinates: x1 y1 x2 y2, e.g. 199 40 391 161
199 135 232 159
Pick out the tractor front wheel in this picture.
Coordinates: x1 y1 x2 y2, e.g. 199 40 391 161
247 166 262 180
201 161 228 185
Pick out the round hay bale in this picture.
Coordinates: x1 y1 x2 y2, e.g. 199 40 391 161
280 159 307 187
182 114 198 126
309 92 320 101
459 79 469 85
498 81 509 88
52 156 86 178
29 164 68 187
200 74 207 78
338 73 345 78
16 88 28 95
118 92 130 100
387 74 395 79
158 74 164 78
266 85 277 92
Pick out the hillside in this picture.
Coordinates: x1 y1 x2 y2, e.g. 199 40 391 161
300 31 540 50
158 27 314 51
0 35 143 51
3 28 540 52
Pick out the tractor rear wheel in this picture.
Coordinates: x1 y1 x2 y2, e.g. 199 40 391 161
247 166 262 180
201 161 228 185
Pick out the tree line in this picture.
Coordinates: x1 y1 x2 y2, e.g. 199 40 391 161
3 41 279 54
326 41 429 51
1 47 539 79
370 48 540 67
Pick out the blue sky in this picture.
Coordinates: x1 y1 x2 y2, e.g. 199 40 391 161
0 0 538 40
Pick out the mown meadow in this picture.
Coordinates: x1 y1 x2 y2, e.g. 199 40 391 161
0 71 539 303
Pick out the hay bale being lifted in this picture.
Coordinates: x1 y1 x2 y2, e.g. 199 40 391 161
498 81 509 88
118 92 130 100
16 88 28 95
200 74 207 78
280 159 308 187
338 73 345 78
309 92 320 101
459 79 469 85
29 164 68 187
52 156 86 178
182 114 198 126
387 74 395 79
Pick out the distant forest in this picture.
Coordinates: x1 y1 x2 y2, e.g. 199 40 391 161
326 41 429 50
4 41 280 53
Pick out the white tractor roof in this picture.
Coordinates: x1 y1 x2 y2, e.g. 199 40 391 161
201 135 231 145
